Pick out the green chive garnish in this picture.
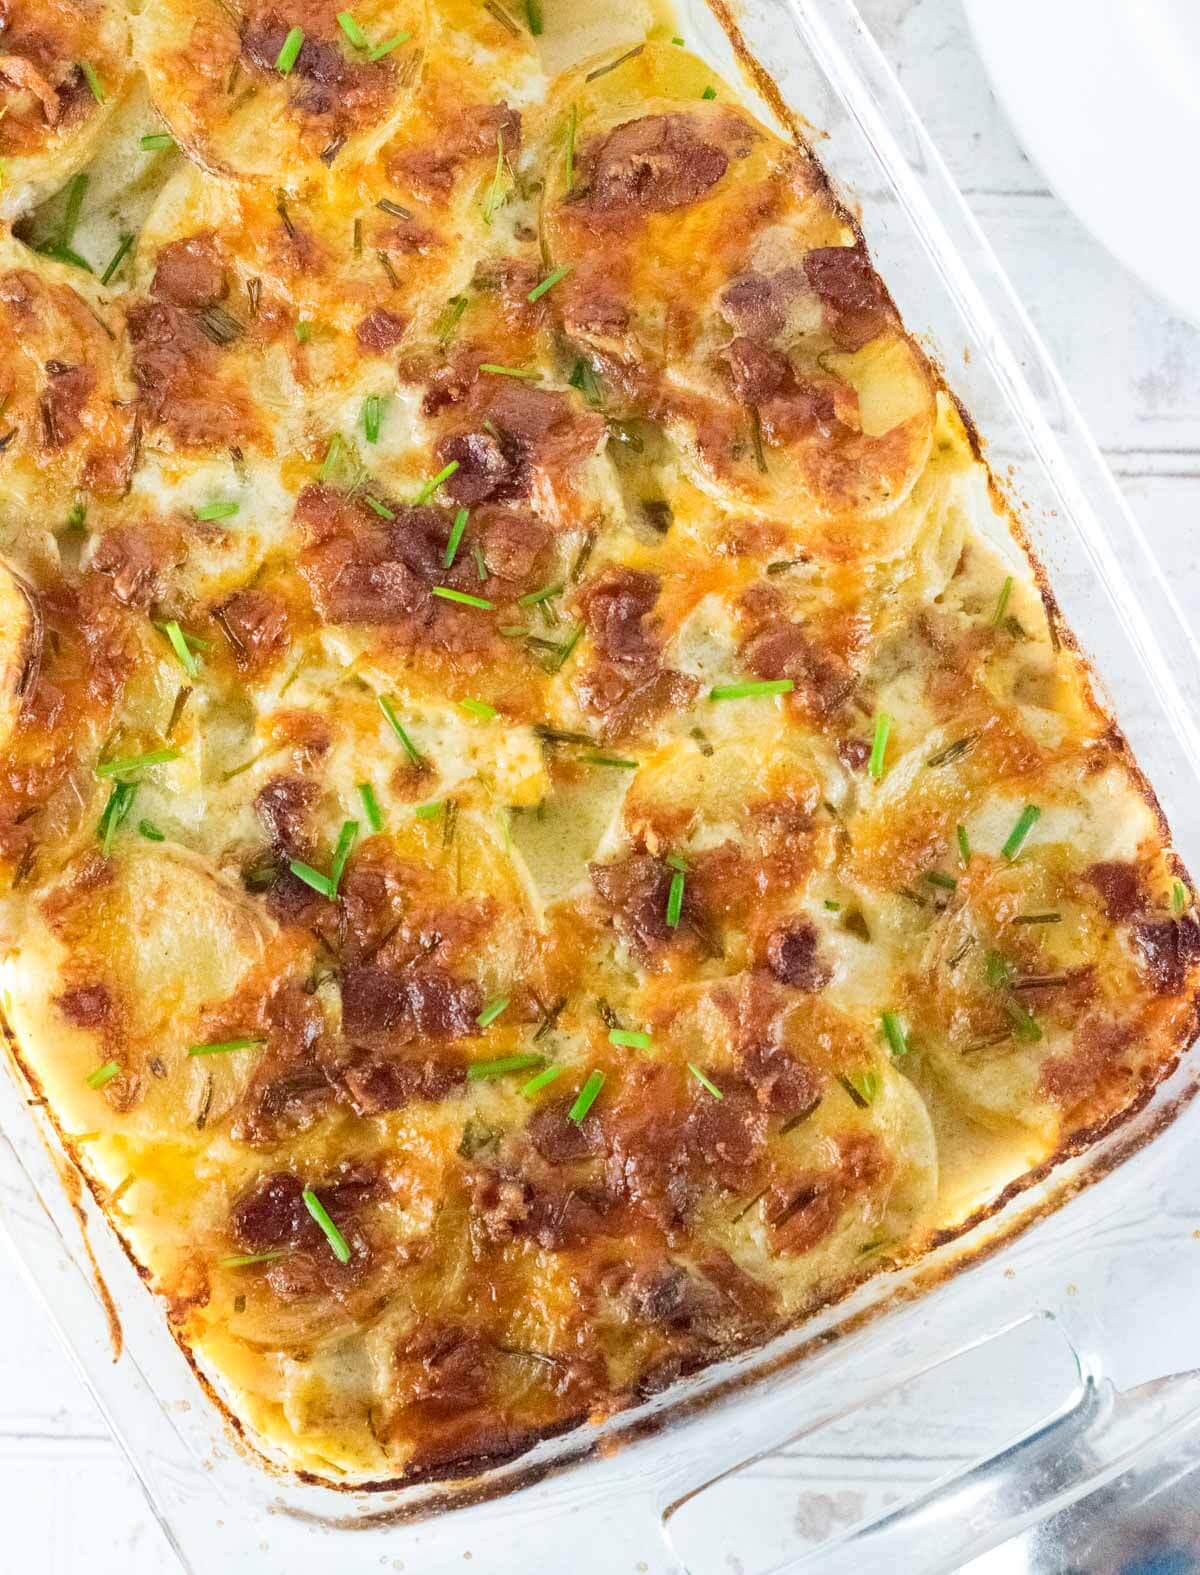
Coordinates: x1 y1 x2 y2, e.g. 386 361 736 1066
336 10 367 46
443 507 469 568
478 362 540 379
608 1028 650 1050
1173 879 1188 914
362 393 384 443
86 1060 121 1089
985 949 1013 989
294 318 313 342
472 543 487 581
368 32 409 59
476 995 511 1028
666 869 685 929
518 582 562 607
482 131 506 225
431 586 494 610
377 696 422 765
361 493 395 519
568 1069 605 1122
924 870 957 890
219 1250 286 1268
582 754 638 770
672 35 684 45
880 1012 909 1058
139 133 174 151
97 781 136 853
162 620 200 678
522 1063 562 1097
868 713 892 779
100 231 135 286
460 698 497 720
317 433 343 480
701 85 717 99
187 1037 265 1056
1001 804 1041 860
288 860 336 899
525 0 543 34
329 819 358 891
709 679 794 700
358 782 384 832
840 1069 879 1108
95 747 179 778
1003 996 1042 1043
414 801 443 820
957 823 971 866
62 172 88 244
990 575 1013 627
301 1186 351 1263
527 265 571 303
564 103 577 192
414 460 460 504
79 60 106 103
195 500 238 520
467 1053 542 1081
687 1063 723 1099
276 26 304 73
138 819 165 841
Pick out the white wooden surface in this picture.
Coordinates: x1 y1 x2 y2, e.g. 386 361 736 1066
3 2 1199 1568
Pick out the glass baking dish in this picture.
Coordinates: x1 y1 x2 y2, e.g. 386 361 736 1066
4 1 1200 1570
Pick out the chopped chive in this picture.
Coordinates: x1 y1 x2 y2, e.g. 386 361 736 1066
581 754 638 770
525 0 543 34
527 265 571 303
476 995 511 1028
672 35 685 45
824 899 841 911
666 869 685 929
294 319 313 343
414 459 460 504
880 1011 909 1058
552 623 583 671
62 171 88 244
1012 912 1061 925
709 678 794 701
608 1028 650 1050
97 781 136 853
956 823 971 866
336 10 367 46
564 103 577 191
79 60 106 103
329 819 358 891
985 949 1013 989
443 507 469 568
927 734 978 769
1173 879 1188 914
924 870 957 890
839 1069 879 1108
1003 996 1042 1043
467 1052 541 1080
100 231 135 286
472 543 487 581
138 819 165 841
362 493 395 519
990 575 1013 627
665 853 688 872
276 26 305 73
460 698 497 720
288 859 336 899
39 242 92 273
482 131 506 225
569 1068 605 1122
701 85 717 99
358 782 384 832
414 801 443 820
187 1037 266 1057
585 43 644 82
368 31 409 59
96 747 179 778
868 713 892 779
377 696 422 765
139 132 174 151
436 293 469 342
301 1186 351 1263
86 1060 121 1089
376 197 413 220
432 586 494 610
353 216 363 254
195 499 238 520
479 362 540 379
522 1063 562 1097
317 433 343 480
162 620 200 678
219 1250 286 1268
518 582 562 607
362 393 384 443
1001 804 1041 861
687 1063 723 1099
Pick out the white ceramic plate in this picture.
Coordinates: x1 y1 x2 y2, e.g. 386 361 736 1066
965 0 1200 328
